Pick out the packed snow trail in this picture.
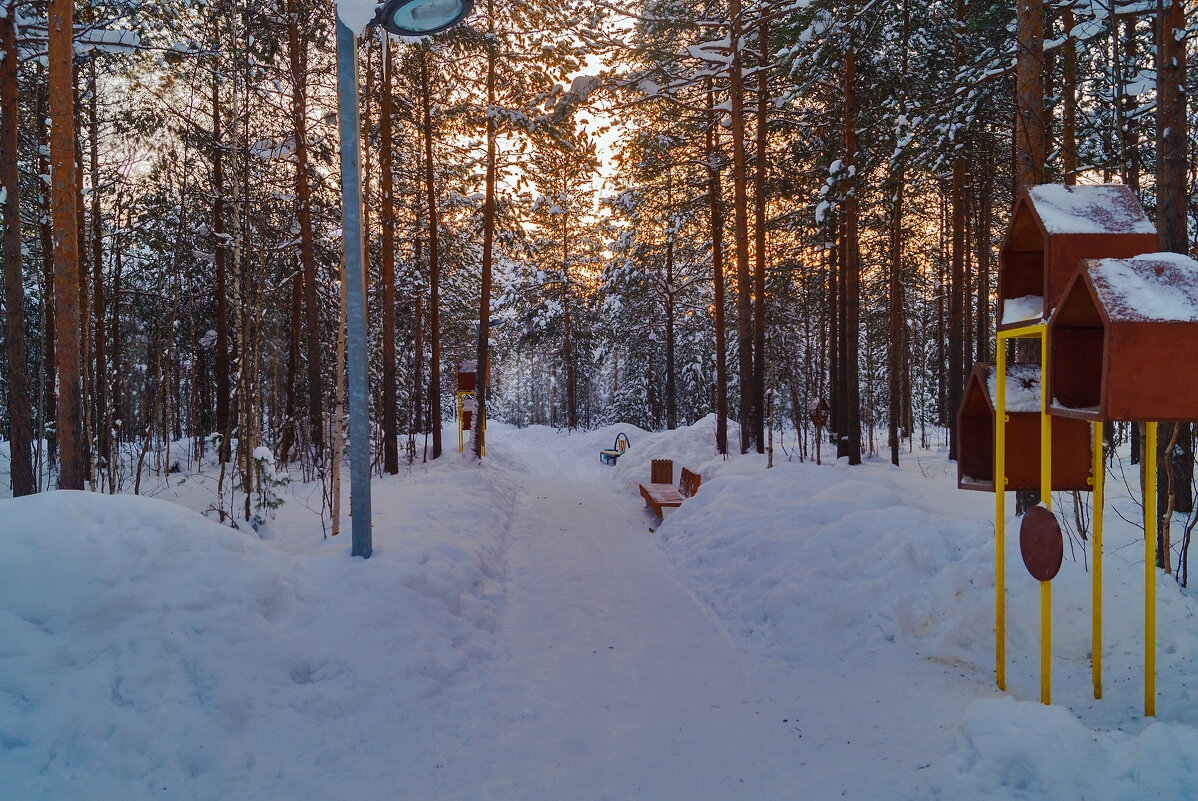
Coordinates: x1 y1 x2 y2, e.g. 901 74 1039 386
389 431 979 801
400 441 800 799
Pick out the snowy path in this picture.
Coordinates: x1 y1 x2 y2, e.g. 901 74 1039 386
406 451 802 799
391 438 978 800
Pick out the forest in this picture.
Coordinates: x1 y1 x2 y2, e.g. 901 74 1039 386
0 0 1194 523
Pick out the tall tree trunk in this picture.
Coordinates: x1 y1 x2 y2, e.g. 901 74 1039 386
936 195 947 426
1120 20 1140 194
288 0 323 457
421 46 442 458
1015 0 1047 187
889 190 905 469
86 61 109 474
729 0 753 453
976 160 992 363
50 0 84 489
110 193 123 444
751 17 769 454
474 5 496 456
565 293 577 429
889 0 909 468
1061 9 1077 184
380 35 398 474
1155 0 1192 523
1156 0 1186 255
963 196 974 365
37 75 56 475
413 235 424 439
947 0 967 463
706 81 728 454
665 198 677 431
88 56 108 467
360 41 372 283
332 258 346 536
1 6 33 495
212 72 231 461
949 159 965 462
74 63 92 485
562 175 577 431
843 37 861 465
278 266 302 463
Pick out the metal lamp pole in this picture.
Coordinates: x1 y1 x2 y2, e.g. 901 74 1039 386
335 0 474 558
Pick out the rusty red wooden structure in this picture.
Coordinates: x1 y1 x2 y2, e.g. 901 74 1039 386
457 361 478 393
957 362 1091 492
997 184 1156 330
1048 253 1198 422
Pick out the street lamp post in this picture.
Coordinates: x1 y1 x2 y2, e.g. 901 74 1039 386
336 0 474 558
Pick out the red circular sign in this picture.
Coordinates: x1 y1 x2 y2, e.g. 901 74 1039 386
1019 506 1064 582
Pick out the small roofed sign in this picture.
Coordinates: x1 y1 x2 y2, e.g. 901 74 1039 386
809 398 829 429
458 361 478 393
1020 505 1064 582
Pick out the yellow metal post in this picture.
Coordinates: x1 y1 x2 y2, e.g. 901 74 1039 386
995 333 1007 692
1145 421 1157 717
1039 330 1052 706
457 393 465 454
1092 424 1104 699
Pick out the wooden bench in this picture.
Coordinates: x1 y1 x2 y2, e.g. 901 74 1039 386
638 460 701 519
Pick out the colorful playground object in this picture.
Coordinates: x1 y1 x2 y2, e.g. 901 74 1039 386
960 183 1198 717
600 432 631 465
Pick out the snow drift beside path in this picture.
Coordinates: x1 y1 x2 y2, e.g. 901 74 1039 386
612 413 740 490
651 454 997 663
630 420 1198 800
0 469 516 801
927 696 1198 800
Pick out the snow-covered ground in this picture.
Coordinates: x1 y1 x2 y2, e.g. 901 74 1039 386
2 418 1196 799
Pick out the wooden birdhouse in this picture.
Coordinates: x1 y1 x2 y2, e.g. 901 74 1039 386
997 184 1157 329
457 359 491 393
1048 253 1198 422
957 362 1092 492
457 361 478 393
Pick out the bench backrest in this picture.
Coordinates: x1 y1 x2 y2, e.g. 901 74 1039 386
615 432 630 454
651 459 673 484
680 468 701 498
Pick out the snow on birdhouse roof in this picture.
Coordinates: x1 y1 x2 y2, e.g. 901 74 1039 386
1087 253 1198 323
981 362 1043 414
1025 184 1155 236
459 360 478 374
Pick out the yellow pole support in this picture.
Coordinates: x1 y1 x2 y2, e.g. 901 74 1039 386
1039 330 1052 706
457 393 465 454
995 334 1007 692
1092 423 1104 699
1145 421 1157 717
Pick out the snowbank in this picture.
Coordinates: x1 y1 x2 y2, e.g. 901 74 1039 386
632 423 1198 799
486 420 651 484
923 696 1198 799
6 419 1198 799
612 413 741 490
651 455 996 662
0 463 517 800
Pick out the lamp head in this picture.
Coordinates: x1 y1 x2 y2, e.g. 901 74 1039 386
376 0 474 36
